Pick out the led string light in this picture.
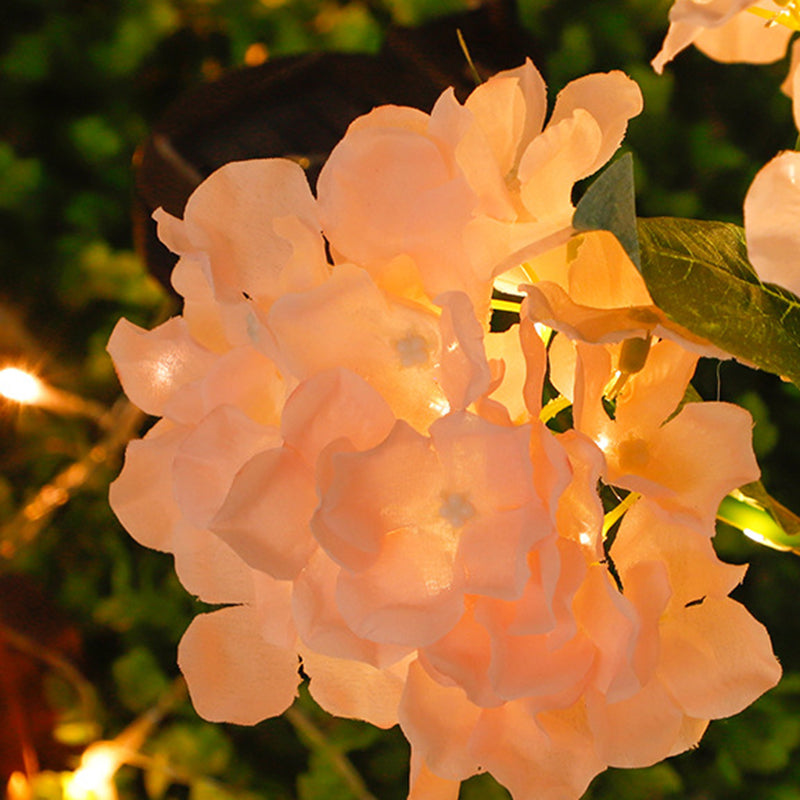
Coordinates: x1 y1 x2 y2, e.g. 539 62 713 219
0 366 110 426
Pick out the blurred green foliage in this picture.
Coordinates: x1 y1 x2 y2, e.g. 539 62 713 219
2 1 800 799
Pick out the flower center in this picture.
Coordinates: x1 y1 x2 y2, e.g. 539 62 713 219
396 333 430 367
439 492 476 528
618 436 650 471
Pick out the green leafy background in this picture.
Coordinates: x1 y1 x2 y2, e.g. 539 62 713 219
3 1 800 798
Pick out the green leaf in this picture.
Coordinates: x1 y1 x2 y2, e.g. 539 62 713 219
573 152 640 268
112 646 169 713
596 763 683 799
718 486 800 555
298 751 358 800
189 778 240 800
150 722 233 777
637 217 800 387
460 772 511 799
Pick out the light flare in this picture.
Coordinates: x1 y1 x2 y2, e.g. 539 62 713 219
0 367 43 404
63 742 124 800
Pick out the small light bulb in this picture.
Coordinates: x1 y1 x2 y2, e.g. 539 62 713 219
63 742 122 800
0 367 43 404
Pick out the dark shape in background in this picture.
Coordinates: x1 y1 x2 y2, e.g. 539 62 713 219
133 0 539 287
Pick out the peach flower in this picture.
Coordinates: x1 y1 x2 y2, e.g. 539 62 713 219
564 337 759 530
317 60 642 317
653 0 796 73
744 150 800 296
107 58 781 800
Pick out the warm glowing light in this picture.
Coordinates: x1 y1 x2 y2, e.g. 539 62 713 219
63 742 123 800
578 532 592 546
0 367 43 404
6 772 30 800
428 396 451 416
244 42 269 66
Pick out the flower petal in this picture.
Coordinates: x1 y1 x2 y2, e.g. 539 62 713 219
548 72 643 177
178 605 301 725
658 596 781 719
211 445 318 579
303 650 411 729
108 317 216 418
744 151 800 296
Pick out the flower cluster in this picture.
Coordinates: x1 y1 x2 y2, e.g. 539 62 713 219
108 60 781 800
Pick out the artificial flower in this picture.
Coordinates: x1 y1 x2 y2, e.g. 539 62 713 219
318 60 641 317
653 0 797 73
744 150 800 296
107 56 781 800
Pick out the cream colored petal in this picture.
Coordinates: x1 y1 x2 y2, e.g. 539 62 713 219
336 524 465 647
780 38 800 99
430 411 535 511
573 565 640 703
470 702 605 800
467 59 548 169
585 680 686 768
518 110 602 221
281 367 395 465
435 291 492 411
744 151 800 296
292 548 412 668
556 430 606 559
172 520 256 605
669 0 764 26
407 751 462 800
312 420 442 570
110 419 257 604
652 20 703 73
613 402 760 528
658 597 781 719
694 9 793 63
548 72 643 177
614 500 748 605
614 338 699 435
464 75 527 175
457 508 536 600
267 264 445 431
399 660 482 781
303 650 411 729
668 717 709 756
520 316 548 416
174 345 286 427
211 445 318 579
153 206 193 255
168 255 246 353
428 88 515 222
183 159 326 305
346 103 430 136
251 570 297 649
485 326 527 421
525 281 661 343
317 121 475 280
109 420 185 552
486 624 595 705
108 317 216 418
547 333 577 403
178 605 300 725
418 604 504 708
172 405 280 529
567 231 653 309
